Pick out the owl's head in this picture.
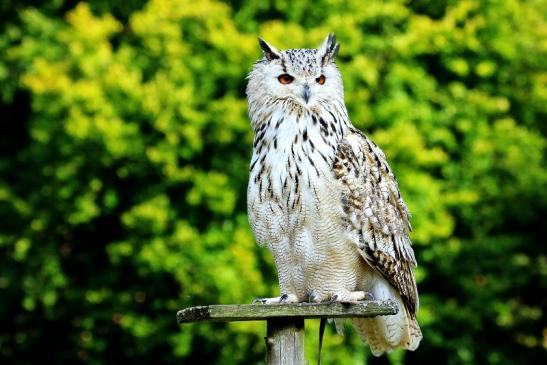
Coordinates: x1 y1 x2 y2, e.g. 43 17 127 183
247 34 343 113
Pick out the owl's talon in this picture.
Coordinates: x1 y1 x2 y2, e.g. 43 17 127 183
253 294 299 304
327 294 339 304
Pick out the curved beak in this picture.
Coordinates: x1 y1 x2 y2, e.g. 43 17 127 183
301 84 311 103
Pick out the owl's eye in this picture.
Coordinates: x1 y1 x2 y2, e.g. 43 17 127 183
316 75 326 85
278 74 294 84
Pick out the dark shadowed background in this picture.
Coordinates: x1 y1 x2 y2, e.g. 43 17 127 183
0 0 546 364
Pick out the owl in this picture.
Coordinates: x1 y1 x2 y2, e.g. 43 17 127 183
246 34 422 355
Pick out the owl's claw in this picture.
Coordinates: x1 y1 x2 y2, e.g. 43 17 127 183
279 293 299 303
327 294 339 304
252 294 299 304
325 291 374 304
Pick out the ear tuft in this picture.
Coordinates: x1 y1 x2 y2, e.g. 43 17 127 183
318 33 340 66
258 38 281 61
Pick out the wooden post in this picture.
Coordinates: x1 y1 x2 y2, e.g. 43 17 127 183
266 317 305 365
177 300 398 364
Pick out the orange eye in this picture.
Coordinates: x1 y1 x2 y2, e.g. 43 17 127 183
316 75 326 85
278 74 294 84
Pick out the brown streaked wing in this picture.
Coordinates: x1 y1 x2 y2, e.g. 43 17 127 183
333 129 418 316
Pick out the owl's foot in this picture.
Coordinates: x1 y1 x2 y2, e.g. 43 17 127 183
252 293 299 304
328 290 374 304
308 290 374 304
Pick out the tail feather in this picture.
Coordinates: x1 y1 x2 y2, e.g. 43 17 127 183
353 280 422 356
353 309 421 356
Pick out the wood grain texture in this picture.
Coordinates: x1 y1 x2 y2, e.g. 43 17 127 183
177 300 398 324
266 318 305 365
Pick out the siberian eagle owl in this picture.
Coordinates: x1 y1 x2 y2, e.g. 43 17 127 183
246 34 422 355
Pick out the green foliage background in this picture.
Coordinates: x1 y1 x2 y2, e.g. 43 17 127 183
0 0 546 364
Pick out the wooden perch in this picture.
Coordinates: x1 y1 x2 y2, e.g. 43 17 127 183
177 299 398 323
177 300 398 365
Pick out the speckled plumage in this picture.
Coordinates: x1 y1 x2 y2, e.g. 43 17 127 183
246 34 422 355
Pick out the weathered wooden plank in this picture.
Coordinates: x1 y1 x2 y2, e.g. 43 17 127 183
177 300 398 324
266 318 305 365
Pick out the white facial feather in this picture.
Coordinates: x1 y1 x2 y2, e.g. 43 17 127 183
247 35 344 130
